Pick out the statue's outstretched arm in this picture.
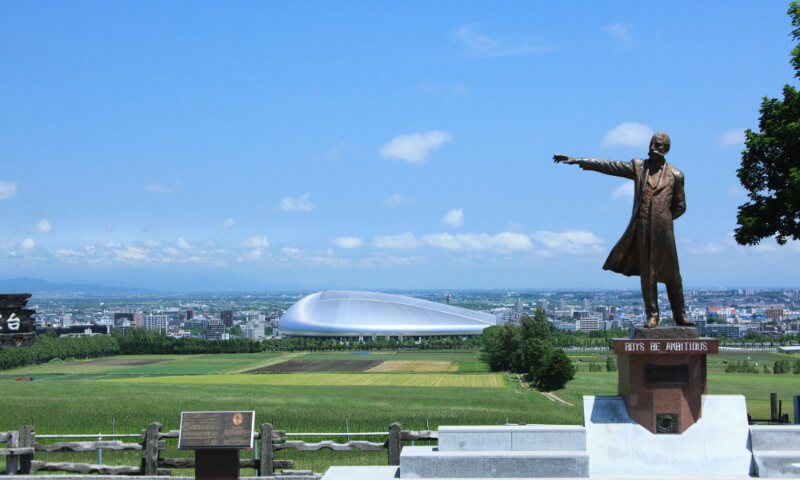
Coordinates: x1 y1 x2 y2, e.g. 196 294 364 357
553 154 635 180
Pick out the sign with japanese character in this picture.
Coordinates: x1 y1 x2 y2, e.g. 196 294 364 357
0 293 36 349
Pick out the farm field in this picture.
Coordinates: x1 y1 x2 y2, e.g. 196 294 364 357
101 372 506 388
0 350 566 474
1 348 798 474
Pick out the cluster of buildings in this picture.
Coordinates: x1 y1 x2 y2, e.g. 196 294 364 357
501 289 800 339
26 288 800 342
33 304 282 341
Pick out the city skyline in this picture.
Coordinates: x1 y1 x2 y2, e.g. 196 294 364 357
2 2 799 291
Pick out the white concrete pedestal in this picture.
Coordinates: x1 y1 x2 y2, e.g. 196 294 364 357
583 395 752 477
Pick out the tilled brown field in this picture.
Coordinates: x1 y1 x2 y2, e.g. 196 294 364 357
246 359 383 373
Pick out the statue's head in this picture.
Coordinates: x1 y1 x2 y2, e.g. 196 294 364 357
649 132 670 158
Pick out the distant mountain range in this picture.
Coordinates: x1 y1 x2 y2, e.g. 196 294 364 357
0 278 154 296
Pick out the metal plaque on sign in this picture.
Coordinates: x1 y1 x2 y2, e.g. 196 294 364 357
644 364 690 389
178 411 255 450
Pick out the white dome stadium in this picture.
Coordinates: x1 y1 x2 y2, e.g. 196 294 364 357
279 290 496 337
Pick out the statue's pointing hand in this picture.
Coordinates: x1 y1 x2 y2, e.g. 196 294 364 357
553 154 578 165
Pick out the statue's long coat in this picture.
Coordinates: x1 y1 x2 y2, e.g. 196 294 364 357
578 158 686 283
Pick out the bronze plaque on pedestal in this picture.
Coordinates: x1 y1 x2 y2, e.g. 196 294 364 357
178 411 254 450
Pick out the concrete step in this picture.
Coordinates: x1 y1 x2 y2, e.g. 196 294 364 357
399 446 588 478
438 425 586 452
752 451 800 478
750 425 800 452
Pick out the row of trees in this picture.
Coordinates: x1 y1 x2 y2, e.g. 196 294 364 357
115 328 263 354
724 358 800 374
482 307 576 391
0 332 119 370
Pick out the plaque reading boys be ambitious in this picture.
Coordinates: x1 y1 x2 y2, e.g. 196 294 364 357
178 411 255 450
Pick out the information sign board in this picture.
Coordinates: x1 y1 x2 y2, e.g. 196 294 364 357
178 411 254 450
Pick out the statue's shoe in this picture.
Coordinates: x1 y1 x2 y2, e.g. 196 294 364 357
645 316 659 328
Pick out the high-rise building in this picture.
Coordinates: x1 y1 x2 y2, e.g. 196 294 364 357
207 322 225 340
766 307 785 321
221 310 234 328
145 313 169 333
186 309 194 321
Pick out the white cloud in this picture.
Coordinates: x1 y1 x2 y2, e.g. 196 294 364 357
146 182 182 193
114 245 147 262
453 24 552 57
35 218 52 234
602 123 653 148
143 239 161 247
423 232 533 252
372 232 422 249
279 192 314 212
242 248 263 260
243 236 270 248
442 208 464 227
330 237 364 249
54 248 82 259
0 180 18 199
720 128 746 147
222 218 235 229
176 236 193 249
611 182 634 200
603 22 631 41
19 238 35 250
532 230 604 255
383 193 416 207
379 131 453 164
282 247 300 255
163 246 182 257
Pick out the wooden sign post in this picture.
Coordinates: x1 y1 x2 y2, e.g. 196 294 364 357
179 411 255 480
0 294 36 349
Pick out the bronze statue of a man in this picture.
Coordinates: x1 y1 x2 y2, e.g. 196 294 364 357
554 132 695 328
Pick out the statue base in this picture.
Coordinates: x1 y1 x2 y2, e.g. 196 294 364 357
632 326 699 339
613 337 718 434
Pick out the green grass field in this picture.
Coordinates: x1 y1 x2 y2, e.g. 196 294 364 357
1 349 798 474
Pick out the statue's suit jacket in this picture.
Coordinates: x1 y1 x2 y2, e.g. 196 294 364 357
578 157 686 283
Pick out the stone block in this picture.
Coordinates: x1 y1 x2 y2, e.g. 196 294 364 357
584 395 751 477
750 425 800 451
750 425 800 477
399 446 588 478
437 425 585 452
752 452 800 478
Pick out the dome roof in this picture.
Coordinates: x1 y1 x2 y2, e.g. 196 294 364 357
279 290 496 337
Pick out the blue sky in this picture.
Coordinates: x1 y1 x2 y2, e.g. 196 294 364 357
1 1 798 291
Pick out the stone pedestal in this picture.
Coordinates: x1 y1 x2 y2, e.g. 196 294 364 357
613 334 718 434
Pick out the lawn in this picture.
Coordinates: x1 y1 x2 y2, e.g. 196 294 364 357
0 374 574 474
